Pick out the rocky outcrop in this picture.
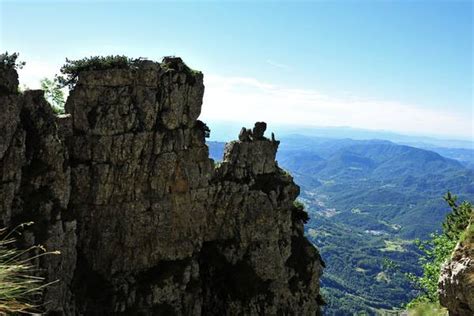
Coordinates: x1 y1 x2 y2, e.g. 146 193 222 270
0 57 324 315
439 216 474 316
0 67 76 314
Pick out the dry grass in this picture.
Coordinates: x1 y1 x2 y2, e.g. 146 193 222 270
0 223 58 314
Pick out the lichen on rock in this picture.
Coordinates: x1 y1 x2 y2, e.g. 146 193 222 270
0 56 324 315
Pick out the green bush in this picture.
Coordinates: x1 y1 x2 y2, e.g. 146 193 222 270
407 302 447 316
293 200 310 223
0 52 25 70
57 55 200 89
57 55 144 88
442 192 472 240
293 200 305 212
406 192 472 308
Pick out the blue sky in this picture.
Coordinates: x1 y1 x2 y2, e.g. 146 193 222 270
1 0 472 140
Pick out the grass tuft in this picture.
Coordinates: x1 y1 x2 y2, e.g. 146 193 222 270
0 223 58 314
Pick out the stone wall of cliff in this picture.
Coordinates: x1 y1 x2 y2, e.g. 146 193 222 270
439 215 473 316
0 57 324 315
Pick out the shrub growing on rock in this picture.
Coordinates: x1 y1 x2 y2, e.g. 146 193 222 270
406 192 472 308
0 52 25 70
57 55 144 88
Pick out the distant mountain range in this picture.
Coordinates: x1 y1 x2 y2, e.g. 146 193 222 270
277 135 473 238
418 146 474 169
209 135 473 238
206 121 473 149
208 134 474 315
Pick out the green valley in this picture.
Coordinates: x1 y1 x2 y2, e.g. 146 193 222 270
208 135 474 315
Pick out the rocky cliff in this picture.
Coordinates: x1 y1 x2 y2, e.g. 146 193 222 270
0 57 324 315
439 215 474 316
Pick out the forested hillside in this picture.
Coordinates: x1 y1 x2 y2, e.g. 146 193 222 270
277 136 473 239
208 136 474 314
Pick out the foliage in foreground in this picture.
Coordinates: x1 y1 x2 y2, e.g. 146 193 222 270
406 192 472 308
0 223 57 314
407 301 447 316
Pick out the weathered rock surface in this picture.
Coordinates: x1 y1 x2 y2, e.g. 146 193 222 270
439 216 474 316
0 72 76 314
0 57 324 315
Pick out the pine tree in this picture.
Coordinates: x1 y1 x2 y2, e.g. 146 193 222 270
443 192 472 239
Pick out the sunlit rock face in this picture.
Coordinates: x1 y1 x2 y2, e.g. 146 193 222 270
439 216 474 316
0 57 324 315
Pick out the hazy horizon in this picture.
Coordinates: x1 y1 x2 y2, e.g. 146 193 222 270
1 0 472 140
204 119 474 149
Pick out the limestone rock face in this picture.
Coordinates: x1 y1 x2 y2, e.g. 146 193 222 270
0 88 76 314
439 218 474 316
0 57 324 315
0 66 18 94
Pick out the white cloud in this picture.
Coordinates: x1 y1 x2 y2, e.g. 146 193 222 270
15 60 472 140
201 74 472 140
266 59 291 71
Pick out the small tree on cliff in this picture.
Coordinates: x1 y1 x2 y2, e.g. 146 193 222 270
57 55 143 88
406 193 472 308
442 192 472 239
0 52 25 70
40 77 65 114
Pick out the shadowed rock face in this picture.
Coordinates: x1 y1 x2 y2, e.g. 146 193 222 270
0 57 324 315
0 70 76 314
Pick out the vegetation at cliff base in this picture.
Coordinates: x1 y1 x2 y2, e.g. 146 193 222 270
0 223 57 314
406 192 472 310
